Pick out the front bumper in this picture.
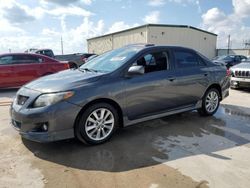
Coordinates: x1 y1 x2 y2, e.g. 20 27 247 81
231 77 250 88
10 88 82 142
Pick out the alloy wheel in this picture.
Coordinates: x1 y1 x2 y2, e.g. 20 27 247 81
85 108 115 141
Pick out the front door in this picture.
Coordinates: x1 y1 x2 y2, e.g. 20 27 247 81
124 49 178 120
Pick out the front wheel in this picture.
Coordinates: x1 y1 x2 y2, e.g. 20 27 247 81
198 88 220 116
75 103 119 145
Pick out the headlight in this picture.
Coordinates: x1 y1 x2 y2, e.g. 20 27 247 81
33 91 74 108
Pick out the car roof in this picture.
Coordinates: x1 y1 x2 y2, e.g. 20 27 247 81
0 53 59 61
126 43 196 51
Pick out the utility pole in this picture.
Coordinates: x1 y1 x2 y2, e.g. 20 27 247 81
227 35 230 55
61 36 64 55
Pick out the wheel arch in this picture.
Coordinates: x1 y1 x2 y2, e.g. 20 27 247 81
74 98 124 130
205 83 222 100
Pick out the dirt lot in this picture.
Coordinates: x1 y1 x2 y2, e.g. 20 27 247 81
0 88 250 188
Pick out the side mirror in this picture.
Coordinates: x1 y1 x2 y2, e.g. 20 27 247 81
127 65 145 76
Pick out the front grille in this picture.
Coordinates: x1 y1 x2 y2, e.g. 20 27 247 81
17 95 29 105
234 70 250 78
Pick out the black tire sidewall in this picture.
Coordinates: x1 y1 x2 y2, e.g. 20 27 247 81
75 103 119 145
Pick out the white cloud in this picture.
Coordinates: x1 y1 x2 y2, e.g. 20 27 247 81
143 11 160 23
41 0 93 7
232 0 250 18
148 0 166 6
148 0 201 12
201 0 250 49
0 0 100 54
48 6 93 17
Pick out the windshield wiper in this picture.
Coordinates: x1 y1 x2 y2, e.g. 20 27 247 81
79 68 98 73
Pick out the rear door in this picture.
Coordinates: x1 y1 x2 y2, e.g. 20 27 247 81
12 55 44 86
0 55 18 88
171 49 209 106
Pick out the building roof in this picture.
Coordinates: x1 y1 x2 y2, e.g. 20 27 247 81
87 24 217 41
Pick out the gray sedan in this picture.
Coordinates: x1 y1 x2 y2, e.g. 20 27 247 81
10 44 230 145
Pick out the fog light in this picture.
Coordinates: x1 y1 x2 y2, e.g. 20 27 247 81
233 81 238 86
42 123 48 131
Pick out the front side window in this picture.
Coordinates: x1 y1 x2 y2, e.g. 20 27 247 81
134 51 169 73
0 56 13 65
174 51 200 68
80 46 143 73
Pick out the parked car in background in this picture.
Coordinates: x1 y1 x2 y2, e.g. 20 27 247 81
0 53 70 88
25 48 96 67
85 54 98 62
212 55 247 69
10 44 229 145
230 59 250 89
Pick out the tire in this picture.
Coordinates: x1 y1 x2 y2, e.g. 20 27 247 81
198 88 220 116
75 103 119 145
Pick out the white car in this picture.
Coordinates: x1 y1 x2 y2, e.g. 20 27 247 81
230 59 250 88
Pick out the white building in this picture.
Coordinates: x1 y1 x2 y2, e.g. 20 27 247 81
87 24 217 59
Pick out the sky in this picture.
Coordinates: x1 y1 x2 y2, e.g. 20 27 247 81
0 0 249 54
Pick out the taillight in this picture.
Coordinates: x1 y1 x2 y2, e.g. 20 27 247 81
64 63 70 69
226 69 231 76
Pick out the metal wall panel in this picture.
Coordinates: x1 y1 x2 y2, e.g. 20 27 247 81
113 27 147 49
88 36 112 54
87 25 217 59
147 26 217 59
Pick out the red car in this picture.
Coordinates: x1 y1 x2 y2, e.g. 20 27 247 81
0 53 70 88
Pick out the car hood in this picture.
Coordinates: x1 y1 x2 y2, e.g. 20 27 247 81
24 69 105 93
230 62 250 70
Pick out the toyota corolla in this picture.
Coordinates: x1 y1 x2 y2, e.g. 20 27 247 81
10 44 230 145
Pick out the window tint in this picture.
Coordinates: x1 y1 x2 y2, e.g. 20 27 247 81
44 50 54 57
174 51 200 68
12 55 42 64
0 56 13 65
234 56 241 62
135 51 169 73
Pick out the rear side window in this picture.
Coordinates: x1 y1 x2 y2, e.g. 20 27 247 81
0 56 13 65
174 50 200 68
44 50 54 57
12 55 43 64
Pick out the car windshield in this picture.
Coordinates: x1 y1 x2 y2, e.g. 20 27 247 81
80 46 143 73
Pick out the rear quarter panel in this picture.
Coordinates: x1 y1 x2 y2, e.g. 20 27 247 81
208 65 230 98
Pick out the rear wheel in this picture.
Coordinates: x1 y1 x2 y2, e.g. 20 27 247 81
75 103 118 145
198 88 220 116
